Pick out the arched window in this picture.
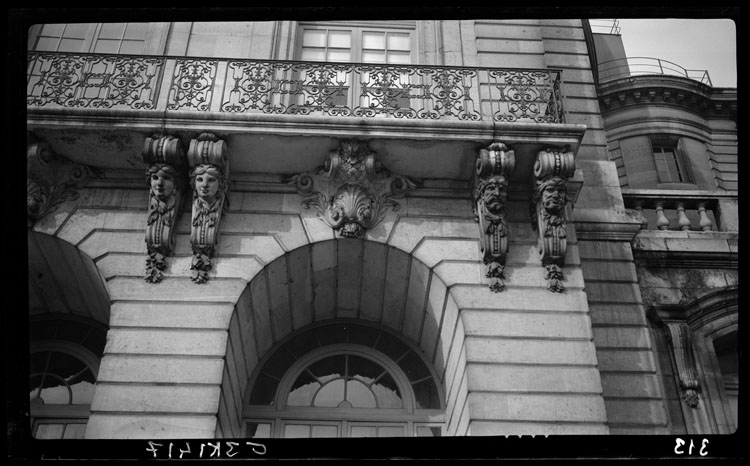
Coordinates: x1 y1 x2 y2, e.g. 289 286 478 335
243 321 444 438
29 317 106 439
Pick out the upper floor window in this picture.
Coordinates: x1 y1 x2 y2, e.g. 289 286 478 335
297 23 415 64
652 136 691 183
30 23 149 55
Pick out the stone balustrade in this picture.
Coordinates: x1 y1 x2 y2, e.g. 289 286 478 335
622 189 737 232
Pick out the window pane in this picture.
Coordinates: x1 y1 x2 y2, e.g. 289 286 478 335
348 355 385 382
313 378 345 407
302 30 326 47
327 49 351 62
412 378 440 409
40 24 65 36
328 30 351 48
372 374 403 408
362 51 386 63
249 372 279 405
247 422 272 438
301 48 325 61
58 38 85 53
124 22 148 39
63 24 92 39
416 426 442 437
284 424 310 438
348 324 379 347
378 426 405 437
311 425 338 438
346 380 376 408
362 32 385 50
284 331 320 359
187 34 217 57
287 374 319 406
350 426 376 437
387 33 411 51
93 39 120 54
35 423 64 439
308 354 345 379
34 37 60 51
374 332 408 360
263 348 297 379
396 350 430 382
98 23 126 40
387 52 411 64
63 423 86 439
119 40 145 55
313 324 348 346
71 379 95 405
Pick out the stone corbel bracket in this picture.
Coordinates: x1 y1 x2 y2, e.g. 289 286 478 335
531 148 576 292
142 134 188 283
473 142 515 292
664 322 701 408
290 139 418 239
27 142 89 228
187 133 230 284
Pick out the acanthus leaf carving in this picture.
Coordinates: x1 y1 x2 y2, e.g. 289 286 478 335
142 134 188 283
473 142 515 292
290 139 418 238
187 132 229 284
27 142 89 228
531 148 575 292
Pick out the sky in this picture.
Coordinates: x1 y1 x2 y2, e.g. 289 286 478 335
614 19 737 88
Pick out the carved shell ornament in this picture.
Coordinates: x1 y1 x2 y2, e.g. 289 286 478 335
290 140 418 238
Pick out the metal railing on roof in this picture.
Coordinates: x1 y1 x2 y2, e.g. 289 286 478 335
589 19 621 35
26 51 567 124
598 57 712 86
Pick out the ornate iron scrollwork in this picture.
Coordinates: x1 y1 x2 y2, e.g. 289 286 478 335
142 134 188 283
187 133 230 283
473 142 515 292
290 140 418 238
531 148 575 292
27 142 89 228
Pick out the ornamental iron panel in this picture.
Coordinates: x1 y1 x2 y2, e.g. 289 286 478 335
28 53 566 123
27 52 164 109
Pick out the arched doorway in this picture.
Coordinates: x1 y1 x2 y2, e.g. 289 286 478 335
27 231 111 438
243 320 444 437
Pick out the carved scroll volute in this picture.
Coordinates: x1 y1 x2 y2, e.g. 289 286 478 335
664 322 701 408
473 142 515 292
532 148 575 292
291 139 418 239
142 134 188 283
27 142 88 228
187 133 230 284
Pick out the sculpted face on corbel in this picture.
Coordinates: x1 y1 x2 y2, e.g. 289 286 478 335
142 134 187 283
187 133 230 284
473 142 515 293
531 148 575 293
290 139 418 239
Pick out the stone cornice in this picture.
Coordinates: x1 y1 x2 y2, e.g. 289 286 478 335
597 75 737 120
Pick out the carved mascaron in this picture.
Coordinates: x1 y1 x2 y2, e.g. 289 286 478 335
531 148 575 292
473 142 515 292
143 134 187 283
291 140 417 238
187 133 230 283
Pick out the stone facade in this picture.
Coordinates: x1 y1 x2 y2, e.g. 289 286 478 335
24 18 737 442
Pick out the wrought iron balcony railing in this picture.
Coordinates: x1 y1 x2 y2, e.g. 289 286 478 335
598 57 712 86
27 52 566 123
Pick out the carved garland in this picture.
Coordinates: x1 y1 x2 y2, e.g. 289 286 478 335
290 140 418 238
142 134 188 283
473 142 515 292
187 133 230 283
531 148 575 292
27 142 89 228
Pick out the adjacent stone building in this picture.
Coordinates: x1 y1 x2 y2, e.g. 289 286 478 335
25 17 737 440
